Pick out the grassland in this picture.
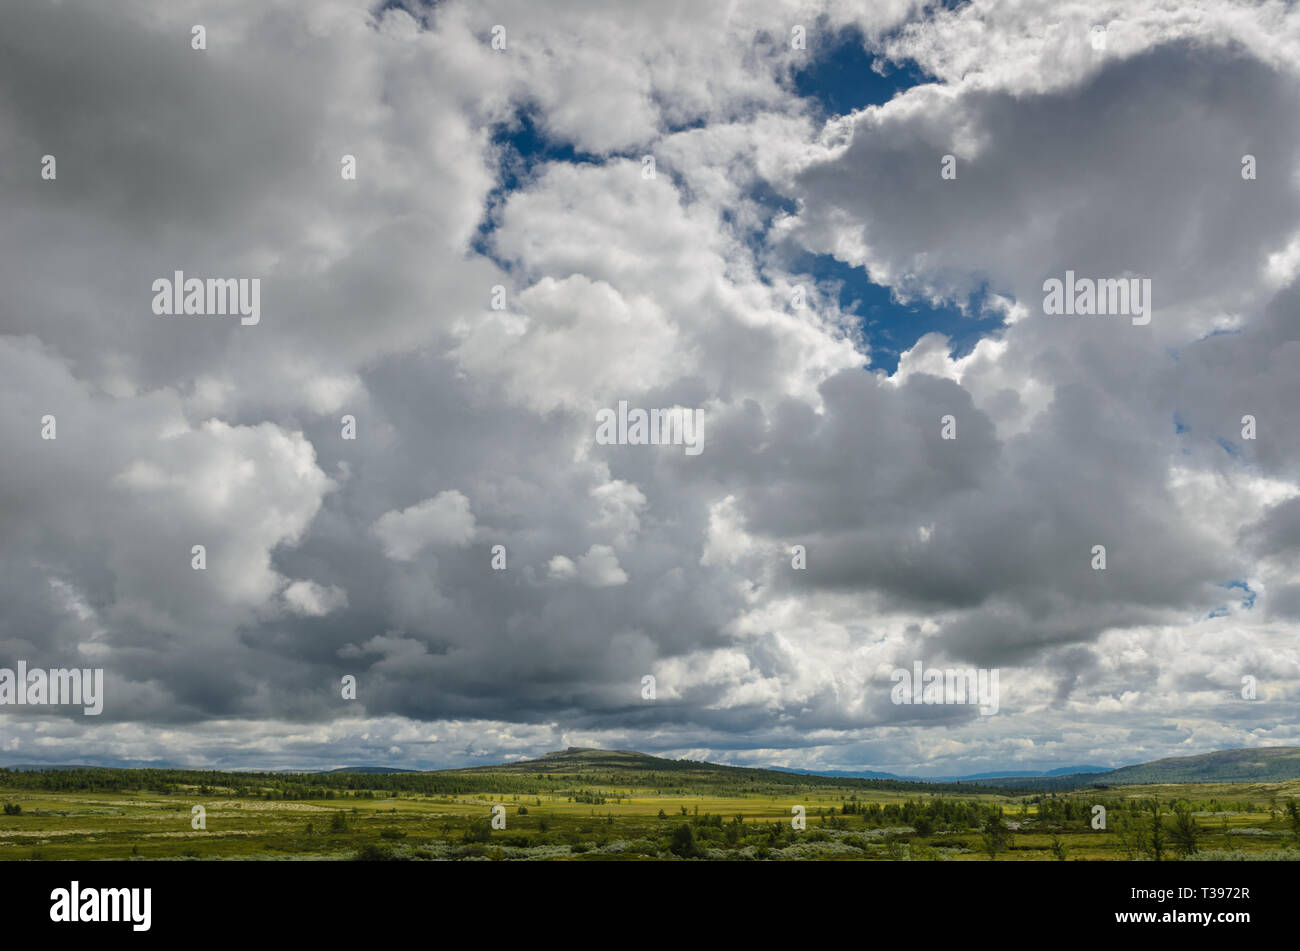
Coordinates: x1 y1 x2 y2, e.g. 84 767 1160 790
3 750 1300 860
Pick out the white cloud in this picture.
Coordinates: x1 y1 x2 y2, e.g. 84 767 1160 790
372 491 477 560
283 580 349 617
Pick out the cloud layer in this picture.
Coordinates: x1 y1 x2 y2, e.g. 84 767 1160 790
1 0 1298 775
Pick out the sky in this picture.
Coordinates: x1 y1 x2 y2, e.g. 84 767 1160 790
1 0 1299 776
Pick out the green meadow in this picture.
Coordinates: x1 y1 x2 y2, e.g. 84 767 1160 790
3 749 1299 860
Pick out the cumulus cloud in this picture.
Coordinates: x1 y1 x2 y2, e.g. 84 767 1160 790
372 491 478 560
283 580 349 617
549 545 628 587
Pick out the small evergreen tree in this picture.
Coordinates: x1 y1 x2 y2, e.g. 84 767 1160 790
980 814 1011 860
1049 834 1067 861
1285 799 1300 845
463 818 493 843
1170 804 1199 857
670 822 703 858
1146 800 1166 862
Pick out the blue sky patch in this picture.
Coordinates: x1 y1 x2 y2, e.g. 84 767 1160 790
1227 580 1257 609
473 111 600 260
1196 326 1243 343
793 27 931 117
490 111 599 192
371 0 441 30
786 252 1001 374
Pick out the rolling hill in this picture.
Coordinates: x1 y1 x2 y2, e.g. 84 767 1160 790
7 746 1299 790
452 745 1300 790
445 747 1007 794
968 747 1300 790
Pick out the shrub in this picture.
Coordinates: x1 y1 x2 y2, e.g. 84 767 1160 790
463 818 493 843
669 823 704 859
353 843 403 861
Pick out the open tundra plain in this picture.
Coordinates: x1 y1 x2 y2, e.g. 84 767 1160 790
2 749 1299 861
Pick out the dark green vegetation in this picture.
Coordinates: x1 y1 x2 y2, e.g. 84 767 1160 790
2 747 1298 861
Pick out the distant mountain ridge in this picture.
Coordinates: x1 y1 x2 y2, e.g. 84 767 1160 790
463 746 1300 788
967 747 1300 790
770 766 909 781
0 764 101 772
770 764 1111 782
1080 747 1300 785
5 746 1299 788
325 766 420 774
